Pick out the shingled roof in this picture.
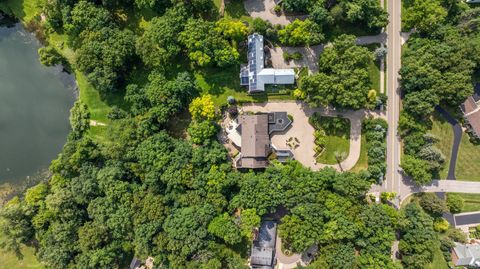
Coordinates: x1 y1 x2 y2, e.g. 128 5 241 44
236 114 270 169
250 221 277 269
461 84 480 138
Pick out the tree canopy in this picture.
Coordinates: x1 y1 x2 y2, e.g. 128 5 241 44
299 35 375 109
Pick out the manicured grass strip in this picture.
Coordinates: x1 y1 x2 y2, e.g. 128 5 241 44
368 60 381 93
362 44 381 93
451 193 480 213
456 135 480 181
430 113 454 179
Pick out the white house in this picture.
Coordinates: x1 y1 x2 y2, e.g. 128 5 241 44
240 34 295 93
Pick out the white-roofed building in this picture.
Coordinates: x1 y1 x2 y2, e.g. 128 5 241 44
240 34 295 93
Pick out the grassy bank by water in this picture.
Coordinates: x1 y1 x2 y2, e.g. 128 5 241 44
1 0 120 142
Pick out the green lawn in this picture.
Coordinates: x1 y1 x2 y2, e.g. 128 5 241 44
214 0 253 24
0 244 44 269
363 44 381 93
350 135 368 172
456 135 480 181
450 193 480 213
0 0 40 23
0 225 43 269
324 21 382 41
424 245 449 269
312 117 351 165
195 66 295 106
368 59 381 93
429 113 454 179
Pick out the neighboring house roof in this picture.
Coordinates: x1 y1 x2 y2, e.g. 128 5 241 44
237 114 270 169
461 84 480 137
251 221 277 269
453 243 480 267
240 34 295 93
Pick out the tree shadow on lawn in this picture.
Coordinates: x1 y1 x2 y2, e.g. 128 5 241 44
195 66 247 95
225 0 249 18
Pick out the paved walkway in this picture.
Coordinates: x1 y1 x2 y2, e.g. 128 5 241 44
241 101 385 171
435 106 462 180
244 0 307 26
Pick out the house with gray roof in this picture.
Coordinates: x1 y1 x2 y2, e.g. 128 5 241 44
460 83 480 138
250 221 277 269
228 112 292 169
240 34 295 93
452 242 480 267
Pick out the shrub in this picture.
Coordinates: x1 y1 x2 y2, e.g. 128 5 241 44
283 51 302 62
446 194 464 214
278 19 324 46
446 228 467 243
38 46 64 66
363 118 388 182
433 218 449 233
187 121 218 145
189 95 216 121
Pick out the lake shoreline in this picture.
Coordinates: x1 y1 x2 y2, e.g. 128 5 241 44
0 15 76 193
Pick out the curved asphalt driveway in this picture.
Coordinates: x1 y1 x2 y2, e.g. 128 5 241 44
435 106 462 180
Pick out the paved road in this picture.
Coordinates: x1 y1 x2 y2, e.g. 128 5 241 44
435 106 462 180
373 0 405 204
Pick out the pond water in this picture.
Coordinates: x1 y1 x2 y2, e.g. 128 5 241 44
0 20 76 185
